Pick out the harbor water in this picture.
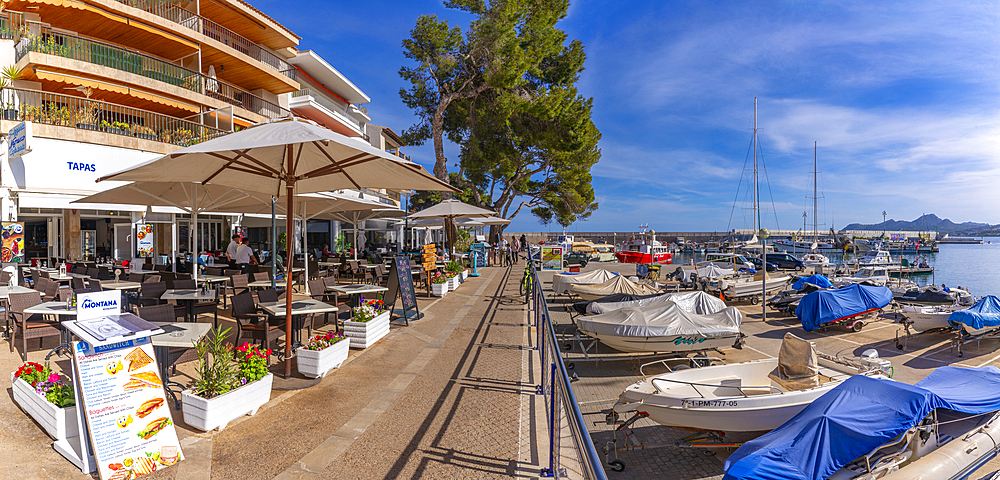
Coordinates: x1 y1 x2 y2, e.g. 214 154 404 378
670 237 1000 297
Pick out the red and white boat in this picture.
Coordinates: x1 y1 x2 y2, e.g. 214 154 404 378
615 226 672 264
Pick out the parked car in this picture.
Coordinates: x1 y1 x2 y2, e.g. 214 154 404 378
764 252 805 270
565 251 589 268
747 257 778 272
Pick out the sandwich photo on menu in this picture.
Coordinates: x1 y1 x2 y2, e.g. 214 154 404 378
137 417 172 440
125 347 153 372
123 371 162 391
135 398 164 418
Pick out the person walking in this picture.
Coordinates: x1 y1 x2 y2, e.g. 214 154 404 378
499 236 509 267
520 233 527 259
225 233 240 269
235 237 257 274
511 236 520 263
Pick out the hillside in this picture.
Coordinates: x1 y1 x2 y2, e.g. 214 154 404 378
840 214 996 234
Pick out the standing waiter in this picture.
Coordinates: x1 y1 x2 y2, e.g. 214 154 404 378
225 233 240 269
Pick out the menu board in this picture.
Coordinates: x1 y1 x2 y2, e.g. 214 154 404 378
541 245 564 271
386 256 418 325
470 243 486 269
135 224 154 258
1 222 24 263
73 339 183 479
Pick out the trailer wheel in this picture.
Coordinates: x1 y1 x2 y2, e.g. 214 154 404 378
852 322 864 332
567 363 575 370
958 351 964 358
564 343 573 351
608 460 625 472
896 343 904 350
704 450 717 456
750 296 759 305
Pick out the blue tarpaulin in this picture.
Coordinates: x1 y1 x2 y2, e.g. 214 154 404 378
795 283 892 331
724 366 1000 480
791 275 833 290
949 295 1000 330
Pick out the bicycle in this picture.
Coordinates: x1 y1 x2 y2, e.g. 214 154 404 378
520 262 532 304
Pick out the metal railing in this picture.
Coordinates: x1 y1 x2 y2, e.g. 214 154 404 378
0 87 230 147
14 23 288 119
110 0 294 80
292 88 364 131
528 257 607 479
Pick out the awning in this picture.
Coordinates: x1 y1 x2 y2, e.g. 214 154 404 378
34 69 200 113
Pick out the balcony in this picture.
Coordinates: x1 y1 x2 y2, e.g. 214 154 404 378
14 27 289 120
0 87 229 148
290 88 364 136
109 0 295 81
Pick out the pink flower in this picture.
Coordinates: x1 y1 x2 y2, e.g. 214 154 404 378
48 373 59 383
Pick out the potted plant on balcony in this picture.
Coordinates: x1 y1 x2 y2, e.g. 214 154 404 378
11 362 78 441
132 125 158 141
296 331 349 378
181 326 273 432
100 120 130 135
0 65 23 120
343 298 390 348
74 106 98 130
431 271 448 296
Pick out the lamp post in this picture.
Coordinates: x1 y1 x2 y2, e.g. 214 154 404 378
882 211 887 239
759 227 769 322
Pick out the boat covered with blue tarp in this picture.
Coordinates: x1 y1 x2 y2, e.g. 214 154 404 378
723 366 1000 480
791 274 833 290
795 284 892 332
948 295 1000 331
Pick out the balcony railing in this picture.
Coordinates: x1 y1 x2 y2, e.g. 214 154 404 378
14 25 289 119
292 88 363 131
111 0 295 81
0 87 230 147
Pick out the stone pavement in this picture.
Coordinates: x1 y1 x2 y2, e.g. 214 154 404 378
0 262 546 479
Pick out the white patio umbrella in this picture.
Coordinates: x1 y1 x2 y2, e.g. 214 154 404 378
74 182 274 278
323 206 406 260
408 199 496 256
96 117 456 377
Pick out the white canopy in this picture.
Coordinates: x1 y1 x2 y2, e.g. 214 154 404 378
407 199 495 219
569 275 660 300
680 264 736 283
577 302 742 339
552 269 618 294
587 291 729 315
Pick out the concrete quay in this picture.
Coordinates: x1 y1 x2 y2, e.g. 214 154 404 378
541 261 1000 479
0 262 545 479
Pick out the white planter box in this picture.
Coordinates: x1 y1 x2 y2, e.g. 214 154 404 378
182 373 273 431
461 270 469 280
11 375 79 440
343 311 390 348
296 339 350 378
448 277 459 290
432 282 448 296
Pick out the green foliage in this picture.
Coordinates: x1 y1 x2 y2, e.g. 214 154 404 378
234 342 269 384
400 0 600 229
45 382 75 408
0 65 22 88
193 326 238 399
335 232 349 251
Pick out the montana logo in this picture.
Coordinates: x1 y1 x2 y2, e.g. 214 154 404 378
81 299 118 309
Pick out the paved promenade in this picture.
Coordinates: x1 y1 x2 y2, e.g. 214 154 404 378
0 261 544 479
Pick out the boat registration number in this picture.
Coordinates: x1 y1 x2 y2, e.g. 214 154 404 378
684 400 738 408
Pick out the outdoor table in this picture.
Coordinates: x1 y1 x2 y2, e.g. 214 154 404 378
258 299 337 350
161 289 216 322
149 321 211 409
25 301 78 359
100 280 142 290
248 280 281 289
0 285 34 301
196 274 229 285
329 284 388 316
318 261 341 267
47 272 90 284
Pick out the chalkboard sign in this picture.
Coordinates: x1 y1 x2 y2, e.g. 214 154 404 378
386 256 419 325
469 243 486 277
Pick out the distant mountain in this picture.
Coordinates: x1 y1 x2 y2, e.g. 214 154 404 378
841 214 996 234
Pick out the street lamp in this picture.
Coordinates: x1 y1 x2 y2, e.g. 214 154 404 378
759 227 769 322
882 211 887 239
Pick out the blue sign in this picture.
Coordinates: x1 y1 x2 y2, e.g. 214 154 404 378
8 121 31 159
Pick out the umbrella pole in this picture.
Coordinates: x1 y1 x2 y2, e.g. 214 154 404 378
192 185 198 281
271 196 276 290
284 150 294 378
303 203 309 296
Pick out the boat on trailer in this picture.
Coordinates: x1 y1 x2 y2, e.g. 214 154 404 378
576 300 743 354
724 366 1000 480
949 296 1000 357
613 333 891 432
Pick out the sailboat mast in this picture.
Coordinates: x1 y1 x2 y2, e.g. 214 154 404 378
813 141 818 243
754 98 759 234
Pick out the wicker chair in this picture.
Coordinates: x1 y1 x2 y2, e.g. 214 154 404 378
143 275 161 283
231 292 282 362
0 270 10 285
308 278 339 329
88 278 104 292
71 277 86 290
8 291 60 361
138 281 166 307
173 280 197 290
128 273 145 283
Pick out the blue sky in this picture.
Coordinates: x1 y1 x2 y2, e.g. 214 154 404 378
256 0 1000 233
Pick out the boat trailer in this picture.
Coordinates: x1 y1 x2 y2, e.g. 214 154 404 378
815 307 882 333
599 410 743 473
950 327 1000 358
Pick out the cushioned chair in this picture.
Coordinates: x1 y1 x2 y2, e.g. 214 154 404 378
138 304 194 374
138 281 166 307
231 292 282 363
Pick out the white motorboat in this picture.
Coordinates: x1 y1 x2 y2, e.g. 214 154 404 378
875 412 1000 480
551 268 618 295
800 252 832 268
901 304 962 332
833 266 891 287
585 290 728 315
613 333 891 432
707 272 792 302
575 300 742 354
855 247 897 267
569 275 659 301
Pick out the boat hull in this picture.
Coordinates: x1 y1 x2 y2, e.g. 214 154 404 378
614 251 672 264
583 331 739 354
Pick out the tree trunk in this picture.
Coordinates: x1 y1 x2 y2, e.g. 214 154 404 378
431 107 451 200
